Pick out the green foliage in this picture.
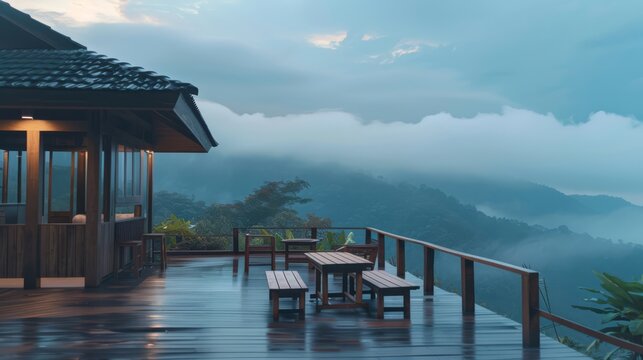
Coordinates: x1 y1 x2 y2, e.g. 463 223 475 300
318 231 354 251
573 272 643 359
153 215 197 250
172 235 230 250
154 214 196 237
193 179 325 236
153 191 206 226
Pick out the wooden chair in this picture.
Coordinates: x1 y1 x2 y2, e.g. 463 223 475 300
337 244 378 263
244 234 276 274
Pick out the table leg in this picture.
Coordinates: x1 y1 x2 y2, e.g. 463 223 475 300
355 271 363 304
322 270 329 305
315 268 321 300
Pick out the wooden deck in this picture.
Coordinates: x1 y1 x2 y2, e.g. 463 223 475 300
0 256 588 359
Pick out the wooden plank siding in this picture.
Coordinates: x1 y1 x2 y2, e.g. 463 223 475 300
0 224 24 277
39 224 85 277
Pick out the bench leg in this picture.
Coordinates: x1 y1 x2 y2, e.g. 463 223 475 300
403 292 411 319
272 291 279 321
376 292 384 319
299 292 306 319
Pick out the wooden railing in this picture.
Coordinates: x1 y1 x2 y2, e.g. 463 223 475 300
232 226 643 354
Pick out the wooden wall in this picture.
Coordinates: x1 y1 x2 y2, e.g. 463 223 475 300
40 224 85 277
0 225 24 278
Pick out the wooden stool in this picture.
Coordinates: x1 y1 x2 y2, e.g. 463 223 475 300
117 240 143 279
142 233 167 270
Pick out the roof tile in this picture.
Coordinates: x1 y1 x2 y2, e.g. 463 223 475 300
0 49 197 94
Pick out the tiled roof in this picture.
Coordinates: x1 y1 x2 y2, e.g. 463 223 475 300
0 49 198 94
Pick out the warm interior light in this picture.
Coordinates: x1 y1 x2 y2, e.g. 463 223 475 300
21 109 33 120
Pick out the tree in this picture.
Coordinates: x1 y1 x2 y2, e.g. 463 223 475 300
194 179 329 235
153 191 207 225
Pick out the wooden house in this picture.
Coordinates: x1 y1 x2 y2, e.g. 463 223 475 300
0 1 217 288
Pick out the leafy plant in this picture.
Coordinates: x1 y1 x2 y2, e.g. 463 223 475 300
317 231 354 250
573 272 643 359
154 214 197 249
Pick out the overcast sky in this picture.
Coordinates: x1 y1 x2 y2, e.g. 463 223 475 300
9 0 643 202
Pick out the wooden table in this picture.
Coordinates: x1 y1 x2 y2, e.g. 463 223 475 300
282 238 319 269
305 252 373 311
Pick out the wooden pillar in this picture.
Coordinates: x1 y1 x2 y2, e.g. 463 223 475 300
23 131 42 289
146 151 153 233
396 239 405 278
2 150 8 203
522 272 540 347
377 232 385 270
101 140 112 220
461 258 475 315
364 228 371 244
76 150 86 214
232 228 239 254
16 151 22 203
310 227 317 240
85 116 102 287
424 247 435 296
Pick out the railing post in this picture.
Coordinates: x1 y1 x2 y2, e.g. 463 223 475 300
461 258 475 315
522 272 540 348
311 227 318 239
424 247 435 296
377 232 385 270
365 228 371 244
396 239 405 278
232 228 239 254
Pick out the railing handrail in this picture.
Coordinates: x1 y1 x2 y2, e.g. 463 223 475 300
540 310 643 354
366 227 537 275
238 226 366 231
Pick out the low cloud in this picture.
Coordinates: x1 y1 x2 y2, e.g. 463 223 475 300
200 100 643 203
361 33 381 41
377 39 447 64
307 31 348 50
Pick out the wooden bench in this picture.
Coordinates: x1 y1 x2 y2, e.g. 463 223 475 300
362 270 420 319
266 270 308 321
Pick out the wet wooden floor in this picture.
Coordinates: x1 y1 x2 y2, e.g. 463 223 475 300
0 256 587 359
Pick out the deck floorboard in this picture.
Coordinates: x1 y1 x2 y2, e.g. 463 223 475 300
0 256 588 359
